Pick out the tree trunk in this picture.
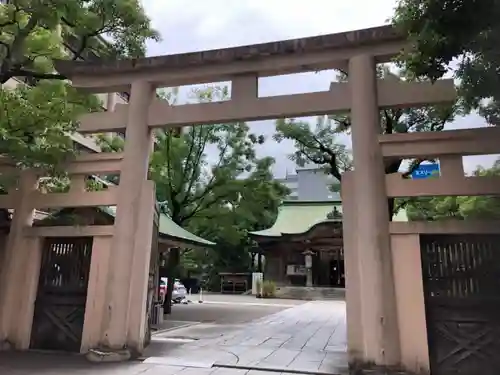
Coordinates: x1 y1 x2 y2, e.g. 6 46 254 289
388 197 395 222
163 247 180 314
0 74 10 85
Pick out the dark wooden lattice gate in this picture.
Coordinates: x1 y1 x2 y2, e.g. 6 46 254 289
30 237 93 352
420 234 500 375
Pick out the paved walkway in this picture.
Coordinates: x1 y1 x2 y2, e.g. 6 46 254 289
0 353 322 374
145 300 348 374
0 300 347 375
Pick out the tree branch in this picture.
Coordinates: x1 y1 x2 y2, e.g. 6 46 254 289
179 128 198 193
181 189 234 224
0 4 21 29
0 40 11 59
384 110 393 134
189 143 230 204
61 7 113 61
183 128 234 208
0 18 18 28
180 127 212 206
294 131 345 181
8 14 38 62
183 175 232 221
310 134 344 181
8 68 66 80
162 132 180 219
393 198 409 213
286 126 344 181
0 13 39 83
402 159 425 178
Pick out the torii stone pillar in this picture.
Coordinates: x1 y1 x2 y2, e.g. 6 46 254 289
348 54 400 365
99 80 155 355
0 171 38 347
341 171 364 362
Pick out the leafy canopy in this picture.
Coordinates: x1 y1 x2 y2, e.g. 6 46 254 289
0 0 159 168
98 86 289 274
405 160 500 221
0 80 100 169
393 0 500 124
151 87 288 281
274 67 455 202
0 0 159 82
147 87 273 225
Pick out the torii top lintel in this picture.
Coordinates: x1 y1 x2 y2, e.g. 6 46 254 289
54 25 406 92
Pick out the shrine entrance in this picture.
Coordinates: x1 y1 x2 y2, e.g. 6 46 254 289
328 249 345 288
30 237 93 352
420 234 500 375
40 23 465 370
250 201 344 288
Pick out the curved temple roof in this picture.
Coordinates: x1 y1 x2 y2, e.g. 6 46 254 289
250 200 408 238
250 201 342 238
100 206 215 248
158 213 215 248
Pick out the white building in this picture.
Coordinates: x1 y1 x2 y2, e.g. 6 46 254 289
276 164 340 201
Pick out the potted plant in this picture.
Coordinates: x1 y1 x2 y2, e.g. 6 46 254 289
261 280 276 298
256 279 263 298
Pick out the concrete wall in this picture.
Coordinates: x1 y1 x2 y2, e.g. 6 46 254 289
0 233 115 352
276 174 298 199
0 236 43 350
81 235 113 352
297 168 339 201
390 233 429 373
277 167 340 201
0 177 155 356
345 217 500 373
389 220 500 373
0 232 8 279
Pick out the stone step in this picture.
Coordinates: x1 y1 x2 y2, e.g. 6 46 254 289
275 287 345 301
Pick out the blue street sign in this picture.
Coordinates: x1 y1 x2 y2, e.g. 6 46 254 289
411 163 440 180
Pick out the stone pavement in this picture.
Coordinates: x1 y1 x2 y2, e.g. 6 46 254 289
144 300 348 374
0 352 306 374
0 300 347 375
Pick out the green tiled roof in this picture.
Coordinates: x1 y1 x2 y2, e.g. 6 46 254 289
250 201 342 237
100 206 215 248
250 200 409 237
158 213 215 247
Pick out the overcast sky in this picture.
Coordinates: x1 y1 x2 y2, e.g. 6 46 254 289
141 0 497 176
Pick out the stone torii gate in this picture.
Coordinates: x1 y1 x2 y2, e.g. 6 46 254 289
53 25 455 366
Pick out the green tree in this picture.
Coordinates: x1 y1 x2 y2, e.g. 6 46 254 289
0 0 159 168
36 174 109 194
274 114 351 193
98 87 289 307
0 82 100 169
404 196 462 221
392 0 500 124
405 160 500 220
274 67 455 214
185 156 289 289
149 87 267 225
